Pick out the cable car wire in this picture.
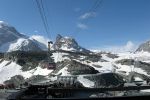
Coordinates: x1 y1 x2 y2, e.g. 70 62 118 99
35 0 50 38
40 0 50 36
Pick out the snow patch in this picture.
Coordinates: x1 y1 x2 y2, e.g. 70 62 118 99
0 60 53 83
52 52 70 62
134 77 143 81
101 54 113 61
77 75 94 87
0 61 22 84
57 66 70 76
8 38 29 51
140 89 150 92
33 66 53 76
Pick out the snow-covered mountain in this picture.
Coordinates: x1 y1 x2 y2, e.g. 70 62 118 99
0 21 47 52
52 34 90 53
0 21 25 46
0 38 45 52
1 21 150 88
136 40 150 53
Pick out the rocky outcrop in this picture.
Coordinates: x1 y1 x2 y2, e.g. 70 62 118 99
4 75 25 88
67 60 99 75
115 59 134 66
52 59 99 75
25 75 47 84
84 73 125 87
4 51 47 71
106 53 119 59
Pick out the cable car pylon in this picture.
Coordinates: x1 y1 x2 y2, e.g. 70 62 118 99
47 41 56 70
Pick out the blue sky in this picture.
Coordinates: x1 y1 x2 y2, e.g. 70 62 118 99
0 0 150 51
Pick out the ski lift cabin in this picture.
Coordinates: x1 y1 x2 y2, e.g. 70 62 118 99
40 60 56 70
47 62 56 70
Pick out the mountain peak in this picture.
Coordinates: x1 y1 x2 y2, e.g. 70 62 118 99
53 34 78 50
136 40 150 52
53 34 90 53
0 21 8 24
0 21 26 47
0 21 46 52
0 21 12 28
0 21 19 34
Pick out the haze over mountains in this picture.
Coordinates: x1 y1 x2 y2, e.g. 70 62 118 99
1 21 150 88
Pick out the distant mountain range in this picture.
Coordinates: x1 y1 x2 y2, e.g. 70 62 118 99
0 21 90 53
1 21 150 88
0 21 150 53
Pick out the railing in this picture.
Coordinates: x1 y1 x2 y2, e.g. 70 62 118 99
47 86 150 92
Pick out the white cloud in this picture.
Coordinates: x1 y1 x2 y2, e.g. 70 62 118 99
91 41 139 53
77 23 88 30
30 35 50 46
79 12 96 20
